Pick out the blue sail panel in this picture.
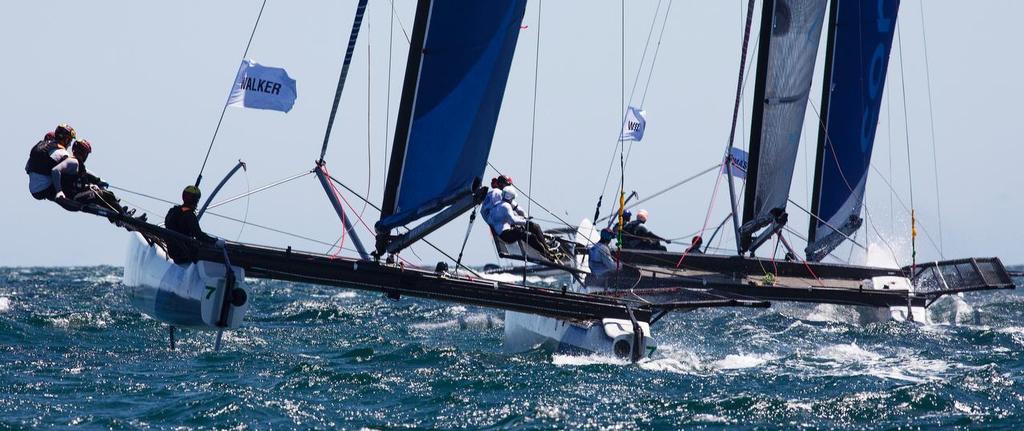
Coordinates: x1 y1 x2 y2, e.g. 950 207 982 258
378 0 527 230
806 0 900 261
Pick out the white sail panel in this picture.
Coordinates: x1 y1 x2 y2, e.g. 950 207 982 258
742 0 827 249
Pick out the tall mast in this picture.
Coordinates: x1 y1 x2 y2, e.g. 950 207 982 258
318 0 371 162
375 0 529 256
379 0 432 223
807 0 841 250
739 0 777 251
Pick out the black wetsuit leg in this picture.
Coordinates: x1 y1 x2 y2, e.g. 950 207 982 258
524 221 549 252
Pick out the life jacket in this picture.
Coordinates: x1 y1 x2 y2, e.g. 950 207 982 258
61 162 90 195
25 137 67 175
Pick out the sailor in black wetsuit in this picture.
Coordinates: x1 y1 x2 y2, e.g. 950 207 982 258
164 186 218 264
621 209 668 251
685 235 704 255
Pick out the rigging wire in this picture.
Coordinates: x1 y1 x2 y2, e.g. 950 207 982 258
739 0 749 152
720 0 761 245
918 0 944 258
617 0 626 268
385 0 395 181
896 23 918 271
321 173 462 270
206 170 312 211
318 0 371 162
392 4 411 43
624 0 673 166
887 67 895 234
805 99 900 265
867 162 941 254
525 0 544 283
638 0 671 107
594 163 719 224
362 17 372 218
236 167 252 241
594 0 669 221
195 0 269 187
110 184 360 253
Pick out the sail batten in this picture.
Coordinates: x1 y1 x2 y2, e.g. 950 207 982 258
741 0 828 252
378 0 528 235
806 0 900 262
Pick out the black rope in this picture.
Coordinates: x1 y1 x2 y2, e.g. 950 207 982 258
196 0 268 187
454 209 477 273
327 172 381 212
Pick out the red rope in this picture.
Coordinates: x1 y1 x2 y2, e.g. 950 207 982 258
320 164 419 267
321 166 347 257
676 163 725 268
779 232 822 284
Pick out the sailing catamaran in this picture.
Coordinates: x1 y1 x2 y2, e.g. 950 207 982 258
68 0 770 361
485 0 1015 321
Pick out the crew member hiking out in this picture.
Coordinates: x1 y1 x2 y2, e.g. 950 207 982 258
480 175 513 223
488 188 554 261
56 140 144 221
621 209 668 251
164 186 219 264
26 124 75 201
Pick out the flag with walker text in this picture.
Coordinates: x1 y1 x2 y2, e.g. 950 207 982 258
227 59 297 113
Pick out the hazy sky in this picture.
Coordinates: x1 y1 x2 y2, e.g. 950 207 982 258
2 1 1021 268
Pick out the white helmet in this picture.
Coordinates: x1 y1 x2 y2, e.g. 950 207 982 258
502 188 517 202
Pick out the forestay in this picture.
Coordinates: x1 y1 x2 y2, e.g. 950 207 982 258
378 0 528 231
806 0 900 262
741 0 827 249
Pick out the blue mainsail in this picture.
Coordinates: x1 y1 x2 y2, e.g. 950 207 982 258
806 0 900 261
378 0 528 231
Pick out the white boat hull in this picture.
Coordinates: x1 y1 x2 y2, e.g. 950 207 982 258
869 276 929 323
503 311 656 359
123 233 249 330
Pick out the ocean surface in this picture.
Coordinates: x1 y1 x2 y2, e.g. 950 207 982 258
1 266 1022 430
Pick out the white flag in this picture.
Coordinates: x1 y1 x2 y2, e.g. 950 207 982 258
227 59 297 113
619 106 646 142
726 147 749 180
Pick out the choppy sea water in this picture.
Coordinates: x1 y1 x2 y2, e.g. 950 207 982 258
1 266 1022 430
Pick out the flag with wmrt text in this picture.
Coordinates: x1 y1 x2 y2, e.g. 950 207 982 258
619 106 646 142
726 147 749 180
227 59 297 113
